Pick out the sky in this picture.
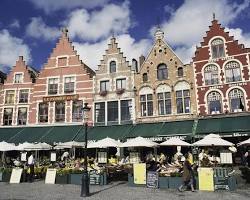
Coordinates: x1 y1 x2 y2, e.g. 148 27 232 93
0 0 250 72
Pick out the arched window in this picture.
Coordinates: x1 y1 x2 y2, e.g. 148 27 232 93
110 61 116 73
204 65 219 85
142 73 148 82
211 38 225 59
207 91 222 114
229 88 245 112
177 67 183 77
225 61 241 82
157 64 168 80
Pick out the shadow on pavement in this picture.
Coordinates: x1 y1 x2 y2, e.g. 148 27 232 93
89 181 127 196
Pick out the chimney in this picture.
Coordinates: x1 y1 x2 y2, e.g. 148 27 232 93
139 55 145 67
132 59 138 72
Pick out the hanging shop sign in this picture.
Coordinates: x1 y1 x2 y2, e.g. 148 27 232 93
43 94 79 102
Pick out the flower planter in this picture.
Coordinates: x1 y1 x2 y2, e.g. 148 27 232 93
99 91 108 96
116 89 125 95
158 176 169 189
168 177 182 189
2 172 11 182
69 173 82 185
56 174 69 184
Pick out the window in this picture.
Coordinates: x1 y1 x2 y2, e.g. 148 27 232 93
58 57 67 66
17 107 27 125
72 100 83 122
176 90 190 114
64 77 75 93
3 108 13 125
48 78 58 95
107 101 118 123
157 64 168 80
143 73 148 82
95 102 105 124
225 61 241 83
121 100 132 121
55 101 65 122
211 38 225 59
19 89 29 103
39 103 48 123
207 91 222 114
177 67 183 77
116 78 126 90
110 61 116 73
158 92 171 115
229 89 245 112
204 65 219 85
14 73 23 83
140 94 153 116
100 80 109 92
5 90 15 104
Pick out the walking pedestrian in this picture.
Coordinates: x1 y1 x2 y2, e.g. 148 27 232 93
27 153 35 182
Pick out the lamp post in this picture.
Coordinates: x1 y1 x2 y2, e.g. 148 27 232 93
81 102 91 197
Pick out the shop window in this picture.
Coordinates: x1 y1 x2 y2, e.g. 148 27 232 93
3 108 13 126
121 100 132 121
110 61 116 73
225 61 241 83
211 38 225 59
14 73 23 83
39 103 48 123
64 77 75 93
19 89 29 103
158 92 171 115
157 64 168 80
229 89 245 112
17 107 27 125
5 90 15 104
176 90 190 114
140 94 153 116
48 78 58 95
72 100 83 122
95 102 105 124
55 101 65 122
207 91 222 114
204 65 219 85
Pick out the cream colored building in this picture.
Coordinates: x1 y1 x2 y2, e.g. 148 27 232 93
135 28 197 123
93 37 136 126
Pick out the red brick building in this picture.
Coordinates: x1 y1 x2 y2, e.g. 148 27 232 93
192 18 250 116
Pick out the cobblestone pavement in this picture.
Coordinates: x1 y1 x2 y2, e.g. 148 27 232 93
0 181 250 200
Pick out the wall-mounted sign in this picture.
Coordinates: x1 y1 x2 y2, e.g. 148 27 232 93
43 94 79 102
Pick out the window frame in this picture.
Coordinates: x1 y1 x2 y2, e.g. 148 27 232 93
14 73 23 84
176 89 190 114
211 38 225 59
17 107 28 125
140 94 153 116
110 61 116 73
5 90 15 104
100 80 109 92
228 88 245 112
157 92 171 115
157 64 168 80
72 100 83 122
207 91 222 114
48 78 59 95
116 78 126 90
3 108 13 126
225 61 242 83
64 76 75 94
38 103 48 123
204 64 219 85
19 89 29 103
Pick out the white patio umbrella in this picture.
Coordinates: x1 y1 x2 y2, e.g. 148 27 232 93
160 138 191 146
54 141 85 149
0 141 17 151
16 142 34 151
237 138 250 146
192 134 234 146
120 136 158 147
88 137 122 148
24 142 52 151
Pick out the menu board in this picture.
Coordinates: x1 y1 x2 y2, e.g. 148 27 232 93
220 152 232 164
50 152 56 162
146 171 159 188
45 168 57 184
133 163 146 184
21 152 27 162
10 168 23 184
98 152 107 163
198 167 214 191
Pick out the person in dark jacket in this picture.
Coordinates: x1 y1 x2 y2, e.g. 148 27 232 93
178 154 195 192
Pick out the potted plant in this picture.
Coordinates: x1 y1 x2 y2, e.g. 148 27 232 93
69 168 83 185
116 88 125 95
99 91 108 96
56 168 69 184
168 172 182 189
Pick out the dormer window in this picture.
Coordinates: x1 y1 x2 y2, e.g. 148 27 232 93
14 73 23 83
110 61 116 73
211 38 225 59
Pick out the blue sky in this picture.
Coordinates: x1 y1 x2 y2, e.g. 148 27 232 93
0 0 250 72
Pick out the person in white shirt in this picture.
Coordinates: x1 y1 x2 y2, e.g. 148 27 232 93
27 153 35 182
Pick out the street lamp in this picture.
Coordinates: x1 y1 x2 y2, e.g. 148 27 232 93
81 102 91 197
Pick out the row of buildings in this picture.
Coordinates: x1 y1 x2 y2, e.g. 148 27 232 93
0 18 249 138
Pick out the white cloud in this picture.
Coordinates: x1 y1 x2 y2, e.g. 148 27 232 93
73 34 151 70
66 1 131 41
26 0 109 14
225 27 250 47
0 29 31 70
153 0 250 63
26 17 60 41
9 19 20 29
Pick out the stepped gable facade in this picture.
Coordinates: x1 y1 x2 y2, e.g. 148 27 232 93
192 19 250 116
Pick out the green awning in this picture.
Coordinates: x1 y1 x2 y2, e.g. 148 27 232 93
75 124 133 142
0 127 24 142
159 120 194 136
40 125 82 144
196 115 250 137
